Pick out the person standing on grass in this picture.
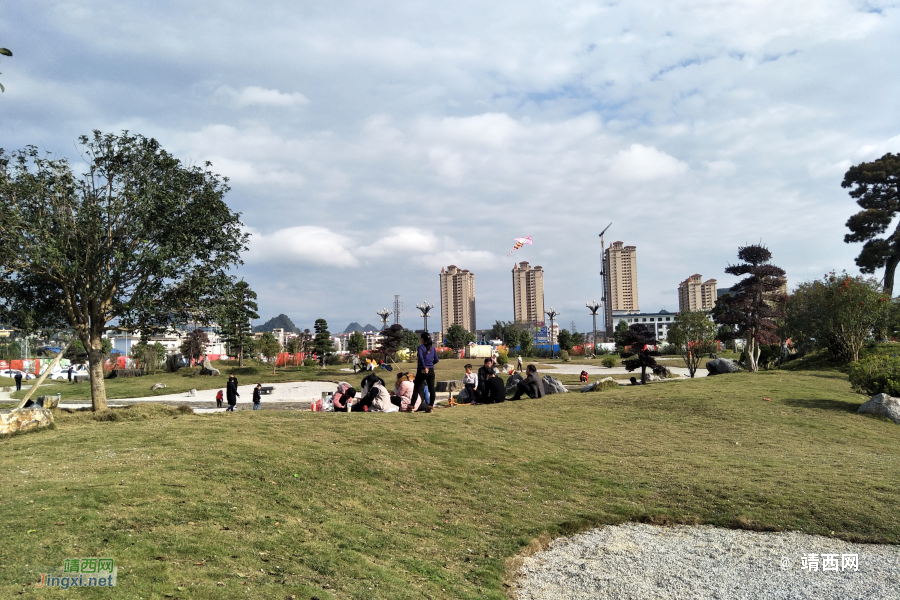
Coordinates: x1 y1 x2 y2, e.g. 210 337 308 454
14 371 22 391
67 365 73 382
252 383 262 410
516 355 523 373
215 389 224 408
410 332 438 412
510 364 545 400
483 369 507 404
226 374 239 411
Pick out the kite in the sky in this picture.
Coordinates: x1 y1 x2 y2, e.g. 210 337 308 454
506 235 533 256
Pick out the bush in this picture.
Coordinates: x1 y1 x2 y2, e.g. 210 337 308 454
497 348 509 365
325 353 344 366
595 378 618 391
558 350 570 362
302 358 316 367
847 355 900 396
602 357 617 368
595 347 608 355
437 349 456 360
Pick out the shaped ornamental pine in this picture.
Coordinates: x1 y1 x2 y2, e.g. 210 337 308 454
712 244 786 372
619 323 666 383
843 153 900 296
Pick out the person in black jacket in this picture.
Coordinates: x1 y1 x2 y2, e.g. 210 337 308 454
482 370 507 404
252 383 262 410
510 365 545 400
226 374 240 411
476 357 494 397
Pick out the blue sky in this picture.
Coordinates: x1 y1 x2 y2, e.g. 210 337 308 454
3 1 899 333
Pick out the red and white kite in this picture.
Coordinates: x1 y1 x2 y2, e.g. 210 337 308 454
506 235 533 256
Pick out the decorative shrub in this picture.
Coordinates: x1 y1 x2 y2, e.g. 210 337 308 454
602 357 617 368
437 349 455 360
847 355 900 396
325 353 344 366
302 358 316 367
558 350 570 362
496 348 509 365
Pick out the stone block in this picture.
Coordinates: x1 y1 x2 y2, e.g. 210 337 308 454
0 408 54 435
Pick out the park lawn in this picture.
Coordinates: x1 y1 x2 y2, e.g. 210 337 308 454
1 368 899 599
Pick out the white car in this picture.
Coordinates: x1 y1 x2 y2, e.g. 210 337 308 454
49 366 88 381
0 369 36 380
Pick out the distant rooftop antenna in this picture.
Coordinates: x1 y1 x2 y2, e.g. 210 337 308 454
393 295 403 325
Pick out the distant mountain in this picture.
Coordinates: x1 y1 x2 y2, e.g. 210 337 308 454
253 314 299 334
343 322 380 333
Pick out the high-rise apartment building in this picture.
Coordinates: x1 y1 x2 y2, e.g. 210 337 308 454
678 274 718 312
439 265 476 333
603 241 639 336
512 262 545 324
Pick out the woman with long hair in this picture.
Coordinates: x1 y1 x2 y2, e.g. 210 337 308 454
392 371 421 411
410 332 438 412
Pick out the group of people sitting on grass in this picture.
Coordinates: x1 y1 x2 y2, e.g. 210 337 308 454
330 331 546 412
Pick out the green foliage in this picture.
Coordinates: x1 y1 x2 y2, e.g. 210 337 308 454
602 356 617 368
325 353 344 366
0 340 21 360
445 324 475 350
572 331 585 347
378 324 404 360
302 358 316 367
619 324 664 382
847 354 900 396
0 131 247 410
399 329 420 350
518 332 533 357
347 331 366 355
216 279 258 367
496 347 509 365
614 319 630 352
558 349 570 362
667 310 719 378
285 336 303 355
843 153 900 295
313 319 332 358
786 272 892 363
437 349 455 360
594 378 618 391
557 329 573 351
256 332 282 374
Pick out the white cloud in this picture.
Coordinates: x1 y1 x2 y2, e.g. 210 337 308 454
217 85 309 107
246 226 359 268
609 144 689 180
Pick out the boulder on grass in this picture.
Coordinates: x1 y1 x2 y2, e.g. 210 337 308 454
199 357 221 376
583 377 616 392
857 393 900 425
506 373 524 394
706 358 742 375
151 383 167 390
0 408 53 435
542 375 568 395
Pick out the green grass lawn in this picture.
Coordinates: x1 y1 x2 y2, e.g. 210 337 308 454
1 367 898 599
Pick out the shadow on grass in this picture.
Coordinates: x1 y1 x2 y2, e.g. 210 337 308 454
782 398 861 412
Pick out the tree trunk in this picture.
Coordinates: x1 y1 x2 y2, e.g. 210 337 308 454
88 348 108 411
884 252 900 297
746 338 758 372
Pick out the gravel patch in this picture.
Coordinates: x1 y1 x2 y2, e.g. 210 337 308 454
516 524 900 600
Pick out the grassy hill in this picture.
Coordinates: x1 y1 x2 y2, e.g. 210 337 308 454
1 365 898 599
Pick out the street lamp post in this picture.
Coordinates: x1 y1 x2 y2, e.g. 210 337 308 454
416 302 434 335
376 308 392 331
545 307 559 359
586 300 600 358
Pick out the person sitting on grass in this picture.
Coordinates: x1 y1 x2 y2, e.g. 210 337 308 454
580 370 589 383
482 369 507 404
477 357 494 397
510 364 545 400
356 373 396 412
463 363 479 403
392 371 422 412
332 382 356 412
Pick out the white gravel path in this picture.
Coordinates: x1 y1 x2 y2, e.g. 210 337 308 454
516 524 900 600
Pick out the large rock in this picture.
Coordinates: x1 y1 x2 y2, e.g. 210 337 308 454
0 408 53 435
706 358 742 375
582 377 615 392
506 373 524 394
542 375 568 395
199 357 220 376
857 393 900 425
150 383 167 390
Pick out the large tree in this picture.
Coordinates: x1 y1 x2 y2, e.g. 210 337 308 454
843 153 900 295
557 328 573 351
619 324 665 383
378 324 404 361
217 279 258 367
445 324 475 351
0 132 247 410
312 319 332 363
256 332 281 374
666 310 719 377
786 272 892 363
180 329 209 363
347 330 366 355
712 244 786 372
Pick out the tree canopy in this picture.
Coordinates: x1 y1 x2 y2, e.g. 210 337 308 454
217 279 258 367
256 332 281 374
619 324 665 383
786 272 892 363
666 310 718 377
379 324 404 360
843 153 900 295
312 319 332 360
348 331 366 355
712 244 786 372
0 131 248 409
445 324 475 350
557 329 573 351
180 329 209 363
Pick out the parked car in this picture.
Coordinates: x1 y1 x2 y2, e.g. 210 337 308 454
0 369 36 380
48 365 88 381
